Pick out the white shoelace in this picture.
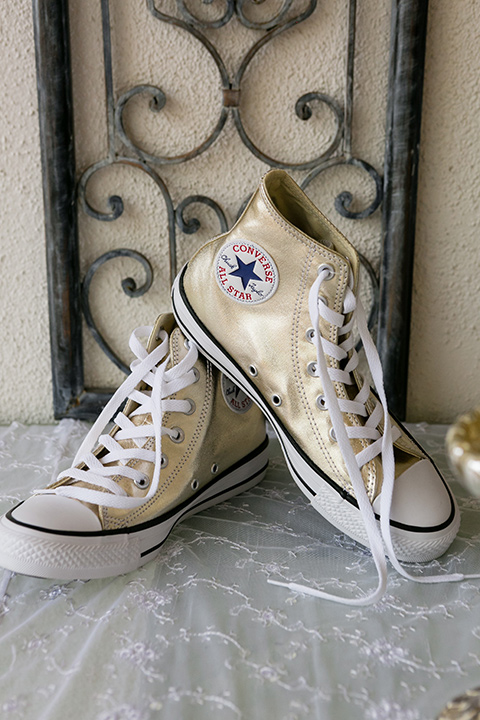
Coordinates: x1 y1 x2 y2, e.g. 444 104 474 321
270 264 480 605
37 326 199 509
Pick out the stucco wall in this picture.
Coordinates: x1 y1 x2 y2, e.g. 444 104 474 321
407 0 480 422
0 2 52 424
0 0 478 425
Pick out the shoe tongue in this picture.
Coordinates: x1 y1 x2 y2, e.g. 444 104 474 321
146 313 190 371
146 312 176 353
336 240 360 294
168 324 190 369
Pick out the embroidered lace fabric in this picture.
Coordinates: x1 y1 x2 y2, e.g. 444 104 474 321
0 420 479 720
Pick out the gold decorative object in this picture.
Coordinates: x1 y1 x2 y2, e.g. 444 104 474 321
437 687 480 720
446 408 480 497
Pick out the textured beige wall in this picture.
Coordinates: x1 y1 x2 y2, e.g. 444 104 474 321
408 0 480 422
72 0 389 394
0 2 52 423
0 0 478 425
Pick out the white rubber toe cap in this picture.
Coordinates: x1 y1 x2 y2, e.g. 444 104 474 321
10 494 102 533
373 459 456 531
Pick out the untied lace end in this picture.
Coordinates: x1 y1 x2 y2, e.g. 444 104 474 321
0 569 14 605
269 264 480 606
267 577 385 607
267 571 480 604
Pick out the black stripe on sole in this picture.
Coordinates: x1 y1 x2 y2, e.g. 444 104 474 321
6 437 269 539
140 460 268 557
173 267 456 535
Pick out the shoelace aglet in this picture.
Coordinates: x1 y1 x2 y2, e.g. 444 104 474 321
267 578 322 597
443 572 479 582
0 569 14 602
267 579 332 598
267 578 295 590
267 577 383 606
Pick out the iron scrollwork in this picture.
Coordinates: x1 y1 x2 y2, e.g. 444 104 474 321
78 0 383 373
175 196 229 235
82 249 154 374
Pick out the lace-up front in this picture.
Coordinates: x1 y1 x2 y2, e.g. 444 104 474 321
38 325 199 510
270 264 480 604
172 167 477 606
0 312 269 580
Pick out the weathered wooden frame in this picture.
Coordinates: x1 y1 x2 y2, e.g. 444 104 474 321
32 0 428 421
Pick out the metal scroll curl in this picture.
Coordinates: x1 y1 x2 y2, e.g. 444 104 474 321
235 0 296 31
81 250 154 375
122 0 318 167
76 0 384 380
233 91 344 170
77 157 178 374
302 156 383 220
166 0 312 31
175 195 228 235
115 84 229 166
78 157 177 282
176 0 234 28
78 158 125 222
232 0 318 87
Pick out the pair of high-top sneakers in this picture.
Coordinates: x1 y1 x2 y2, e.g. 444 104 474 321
0 171 466 604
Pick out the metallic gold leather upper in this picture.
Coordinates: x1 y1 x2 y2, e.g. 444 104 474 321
47 313 266 529
183 169 423 501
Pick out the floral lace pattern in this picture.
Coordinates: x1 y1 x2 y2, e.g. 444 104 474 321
0 420 479 720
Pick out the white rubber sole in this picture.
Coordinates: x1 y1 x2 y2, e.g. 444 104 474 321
172 269 459 563
0 440 269 580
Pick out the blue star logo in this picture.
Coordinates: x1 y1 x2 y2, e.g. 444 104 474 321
228 255 262 290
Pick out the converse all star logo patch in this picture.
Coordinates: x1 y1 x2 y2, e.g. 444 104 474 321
221 375 253 414
215 240 278 304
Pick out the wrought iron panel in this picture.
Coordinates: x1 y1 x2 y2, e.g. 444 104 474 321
32 0 428 420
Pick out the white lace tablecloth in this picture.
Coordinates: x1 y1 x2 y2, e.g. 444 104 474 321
0 421 479 720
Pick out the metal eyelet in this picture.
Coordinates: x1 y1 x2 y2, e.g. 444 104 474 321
211 463 219 474
319 295 328 307
170 427 185 443
316 394 327 410
271 394 282 407
249 365 258 377
307 362 317 377
192 367 200 383
184 338 191 349
134 474 150 489
191 478 199 491
329 427 337 442
184 398 196 415
306 328 315 343
161 454 168 469
318 264 335 280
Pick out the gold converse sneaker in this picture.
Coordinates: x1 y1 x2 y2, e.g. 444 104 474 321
172 169 469 604
0 314 268 580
